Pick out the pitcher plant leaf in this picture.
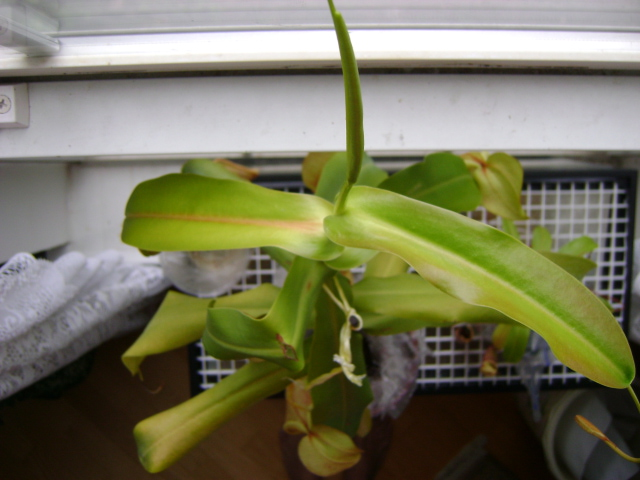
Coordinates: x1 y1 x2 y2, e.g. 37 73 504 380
324 186 634 388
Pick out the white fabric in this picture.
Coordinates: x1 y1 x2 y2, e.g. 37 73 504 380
0 250 170 400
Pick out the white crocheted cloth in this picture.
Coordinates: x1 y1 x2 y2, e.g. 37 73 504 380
0 250 170 400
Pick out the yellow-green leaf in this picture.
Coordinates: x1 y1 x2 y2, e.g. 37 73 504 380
202 257 332 371
122 285 279 378
363 251 409 279
324 186 634 388
298 424 362 476
122 291 212 378
532 226 553 251
492 324 531 363
379 152 481 212
302 152 340 192
315 152 387 203
353 274 513 336
122 174 343 261
559 236 598 257
540 251 597 280
501 218 521 241
463 151 528 220
324 246 378 270
134 359 295 473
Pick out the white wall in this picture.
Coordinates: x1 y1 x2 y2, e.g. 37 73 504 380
0 163 69 263
1 74 640 161
2 72 640 261
65 161 182 262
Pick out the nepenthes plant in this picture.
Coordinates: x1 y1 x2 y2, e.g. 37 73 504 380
119 0 636 476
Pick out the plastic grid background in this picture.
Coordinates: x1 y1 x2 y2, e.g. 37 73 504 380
189 171 635 394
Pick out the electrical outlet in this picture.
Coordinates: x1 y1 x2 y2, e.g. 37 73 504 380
0 84 29 128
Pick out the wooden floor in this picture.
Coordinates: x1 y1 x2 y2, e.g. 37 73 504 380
0 332 558 480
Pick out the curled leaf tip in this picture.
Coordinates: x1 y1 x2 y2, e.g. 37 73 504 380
333 353 366 387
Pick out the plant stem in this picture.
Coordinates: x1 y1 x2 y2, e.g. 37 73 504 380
328 0 364 214
574 385 640 465
628 385 640 414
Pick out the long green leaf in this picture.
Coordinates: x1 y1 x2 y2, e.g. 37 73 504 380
122 285 279 378
492 324 531 363
324 246 378 270
213 282 281 315
324 186 634 388
202 257 332 371
353 274 513 335
261 246 295 271
540 251 597 280
122 291 212 378
363 252 409 279
122 174 343 261
501 218 521 241
134 359 296 473
302 152 338 192
559 236 599 256
532 226 553 251
379 152 481 212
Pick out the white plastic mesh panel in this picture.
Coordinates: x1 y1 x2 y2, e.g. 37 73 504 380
189 173 634 393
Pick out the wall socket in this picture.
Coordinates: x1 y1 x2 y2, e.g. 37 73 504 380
0 84 29 128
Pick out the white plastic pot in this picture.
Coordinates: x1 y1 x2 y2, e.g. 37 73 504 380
538 389 639 480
